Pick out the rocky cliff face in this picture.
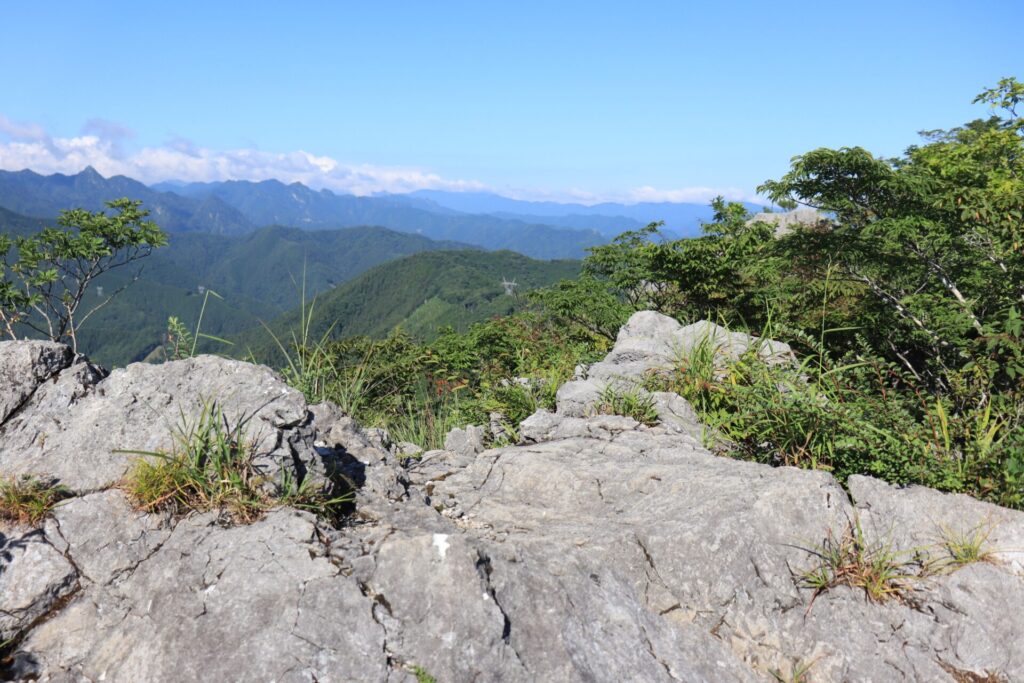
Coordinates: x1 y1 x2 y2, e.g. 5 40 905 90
2 312 1022 682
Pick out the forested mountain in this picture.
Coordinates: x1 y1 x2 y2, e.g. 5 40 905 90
0 168 608 258
0 205 46 236
150 178 606 258
244 249 580 362
0 167 254 234
0 201 480 365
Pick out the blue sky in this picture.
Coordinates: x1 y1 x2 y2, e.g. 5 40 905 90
0 0 1020 203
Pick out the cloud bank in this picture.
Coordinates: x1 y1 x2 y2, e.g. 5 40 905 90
0 115 757 204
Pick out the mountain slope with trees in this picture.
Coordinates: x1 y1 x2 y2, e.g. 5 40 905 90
0 202 482 365
244 249 580 361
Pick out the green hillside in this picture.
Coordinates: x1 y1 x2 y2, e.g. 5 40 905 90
139 225 469 310
0 206 46 236
244 249 580 362
2 206 478 366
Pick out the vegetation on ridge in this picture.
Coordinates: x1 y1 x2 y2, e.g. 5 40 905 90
269 77 1024 510
1 199 167 351
3 78 1021 513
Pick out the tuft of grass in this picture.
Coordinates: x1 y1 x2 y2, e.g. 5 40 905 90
0 475 70 526
409 665 437 683
121 401 351 525
797 518 920 605
165 288 234 361
770 658 816 683
594 384 659 426
936 522 996 569
385 388 466 452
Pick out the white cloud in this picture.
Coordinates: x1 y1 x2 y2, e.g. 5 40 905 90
495 184 759 206
624 185 760 204
0 115 759 203
0 116 489 196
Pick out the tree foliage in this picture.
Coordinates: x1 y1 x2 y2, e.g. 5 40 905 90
1 198 167 350
520 77 1024 508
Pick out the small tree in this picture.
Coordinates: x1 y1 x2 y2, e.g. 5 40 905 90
0 198 168 351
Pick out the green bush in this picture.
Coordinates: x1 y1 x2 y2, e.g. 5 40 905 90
264 78 1024 511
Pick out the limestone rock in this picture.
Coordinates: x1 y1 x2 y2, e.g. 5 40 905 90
0 340 76 425
553 311 790 421
0 348 314 492
0 526 78 644
19 509 386 682
748 208 831 237
3 318 1023 682
443 424 486 458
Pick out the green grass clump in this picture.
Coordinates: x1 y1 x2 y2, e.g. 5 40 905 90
0 475 70 526
936 522 996 569
122 401 350 525
594 384 659 426
798 518 921 605
385 386 468 452
410 665 437 683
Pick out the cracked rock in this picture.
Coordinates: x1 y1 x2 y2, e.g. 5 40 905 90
3 315 1024 682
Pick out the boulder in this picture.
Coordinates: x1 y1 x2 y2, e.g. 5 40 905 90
443 424 487 458
0 344 317 492
555 310 786 425
747 208 832 237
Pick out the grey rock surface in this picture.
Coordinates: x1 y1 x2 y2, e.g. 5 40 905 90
748 208 831 237
3 324 1023 682
555 311 790 421
0 348 314 492
0 526 78 644
0 341 75 425
849 474 1024 575
443 423 486 458
21 509 386 682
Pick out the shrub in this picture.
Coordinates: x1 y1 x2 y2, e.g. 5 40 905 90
384 385 469 452
0 476 70 526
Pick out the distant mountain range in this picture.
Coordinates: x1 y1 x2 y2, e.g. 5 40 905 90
1 196 480 365
0 167 253 235
0 168 754 262
405 190 764 236
0 166 753 365
1 196 576 366
0 168 610 259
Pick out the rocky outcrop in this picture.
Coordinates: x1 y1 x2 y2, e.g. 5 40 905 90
747 208 832 237
2 315 1023 682
0 343 317 492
